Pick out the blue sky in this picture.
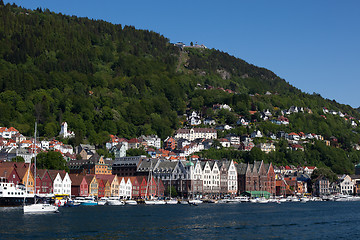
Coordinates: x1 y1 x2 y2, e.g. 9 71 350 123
4 0 360 108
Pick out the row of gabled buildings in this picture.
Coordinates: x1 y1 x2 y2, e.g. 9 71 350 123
0 161 165 199
112 156 277 197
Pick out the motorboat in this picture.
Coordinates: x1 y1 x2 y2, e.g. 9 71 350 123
97 197 108 206
154 199 166 205
106 197 125 206
235 196 249 202
24 203 59 213
300 197 310 203
257 197 269 204
188 199 203 205
63 200 80 207
81 196 98 206
125 200 138 205
166 199 178 205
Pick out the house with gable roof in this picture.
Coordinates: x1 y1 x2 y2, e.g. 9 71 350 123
184 159 203 197
339 174 354 195
69 174 85 197
35 169 53 195
59 122 75 139
49 170 71 196
219 160 237 195
187 111 202 126
0 166 21 185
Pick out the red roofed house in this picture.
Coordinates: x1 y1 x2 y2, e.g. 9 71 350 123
219 138 231 148
35 169 53 195
128 138 141 149
164 137 176 150
0 167 21 185
288 133 300 141
69 174 85 197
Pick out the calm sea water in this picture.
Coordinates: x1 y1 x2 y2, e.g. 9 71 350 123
1 201 360 239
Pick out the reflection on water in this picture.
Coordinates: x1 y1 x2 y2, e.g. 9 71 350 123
1 202 360 239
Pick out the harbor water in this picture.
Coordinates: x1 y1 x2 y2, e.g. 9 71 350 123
1 201 360 239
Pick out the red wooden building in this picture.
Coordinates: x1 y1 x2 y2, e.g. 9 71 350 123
35 169 53 195
96 177 105 198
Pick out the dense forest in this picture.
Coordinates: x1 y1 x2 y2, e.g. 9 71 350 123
0 2 360 174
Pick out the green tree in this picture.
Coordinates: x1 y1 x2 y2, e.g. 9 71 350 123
36 151 68 171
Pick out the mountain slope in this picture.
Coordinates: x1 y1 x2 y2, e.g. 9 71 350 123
0 3 359 154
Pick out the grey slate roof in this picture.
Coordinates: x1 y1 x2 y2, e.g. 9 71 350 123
153 160 178 173
236 163 248 175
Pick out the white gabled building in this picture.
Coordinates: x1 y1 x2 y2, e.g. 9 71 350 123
119 177 132 199
52 172 72 196
227 160 237 194
202 161 220 194
187 111 202 126
339 174 354 195
59 122 75 139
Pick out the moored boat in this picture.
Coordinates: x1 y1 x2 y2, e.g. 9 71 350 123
166 199 178 205
189 199 203 205
97 197 108 205
106 197 125 206
0 179 35 207
81 196 98 206
125 200 137 205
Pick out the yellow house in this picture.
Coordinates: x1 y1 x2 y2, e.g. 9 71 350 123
104 180 111 197
89 176 98 197
110 176 120 197
95 175 119 197
16 167 35 194
95 156 112 175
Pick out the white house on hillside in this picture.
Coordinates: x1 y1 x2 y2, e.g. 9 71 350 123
59 122 75 139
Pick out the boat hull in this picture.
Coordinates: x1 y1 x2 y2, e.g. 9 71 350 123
24 203 59 213
81 202 98 206
0 197 35 207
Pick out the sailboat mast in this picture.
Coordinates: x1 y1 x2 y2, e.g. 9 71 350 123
34 122 37 195
170 169 171 199
145 160 152 199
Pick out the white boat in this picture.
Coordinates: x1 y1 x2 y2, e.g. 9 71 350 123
218 199 228 204
180 200 189 205
24 203 59 213
23 123 58 214
250 198 257 203
145 200 156 205
125 200 138 205
188 199 203 205
226 198 240 203
300 197 310 203
106 197 125 206
166 199 178 205
0 179 35 206
257 198 269 204
73 197 86 204
154 199 166 205
97 197 108 205
235 196 249 202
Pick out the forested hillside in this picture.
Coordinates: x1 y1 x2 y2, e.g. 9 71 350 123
1 3 360 173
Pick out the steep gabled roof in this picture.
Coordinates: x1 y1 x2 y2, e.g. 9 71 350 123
69 174 84 186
